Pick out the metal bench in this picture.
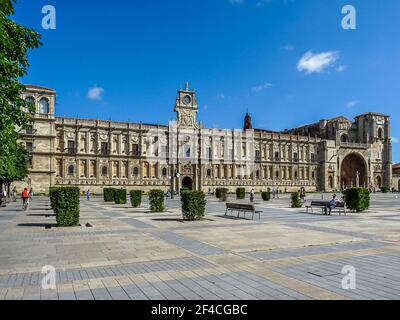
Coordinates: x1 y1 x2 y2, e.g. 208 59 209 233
306 201 346 216
225 203 262 220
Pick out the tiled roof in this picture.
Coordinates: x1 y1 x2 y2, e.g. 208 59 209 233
24 84 56 92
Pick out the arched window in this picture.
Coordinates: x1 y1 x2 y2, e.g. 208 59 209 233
294 171 298 179
206 169 211 177
101 166 108 177
378 128 383 139
185 145 191 158
255 150 261 161
162 168 167 177
341 134 348 143
39 98 49 114
25 96 35 112
256 170 260 178
133 167 139 177
68 165 75 176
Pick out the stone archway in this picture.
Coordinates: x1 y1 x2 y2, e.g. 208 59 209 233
182 176 193 190
340 153 368 189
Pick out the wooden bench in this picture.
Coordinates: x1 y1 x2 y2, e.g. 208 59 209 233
306 201 346 216
225 203 262 220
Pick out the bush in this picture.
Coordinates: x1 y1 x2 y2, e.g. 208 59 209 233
49 187 60 209
181 190 206 221
291 192 302 208
261 192 271 201
52 187 80 227
149 189 165 212
104 188 116 202
236 188 246 199
343 187 370 212
216 188 228 201
130 190 142 208
180 187 190 194
381 187 389 193
114 189 127 204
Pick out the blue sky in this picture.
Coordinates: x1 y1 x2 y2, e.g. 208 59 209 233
13 0 400 161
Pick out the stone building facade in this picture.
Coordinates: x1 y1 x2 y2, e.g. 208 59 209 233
16 84 392 194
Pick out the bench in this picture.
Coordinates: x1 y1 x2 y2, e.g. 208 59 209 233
306 201 346 216
225 203 262 220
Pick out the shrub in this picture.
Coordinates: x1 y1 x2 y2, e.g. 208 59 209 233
343 187 370 212
103 188 116 202
261 192 271 201
216 188 228 201
52 187 80 227
291 192 302 208
181 190 206 221
149 189 165 212
381 187 389 193
236 188 246 199
114 189 127 204
180 187 190 194
49 187 60 209
130 190 142 208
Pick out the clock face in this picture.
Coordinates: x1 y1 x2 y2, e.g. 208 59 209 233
182 95 192 105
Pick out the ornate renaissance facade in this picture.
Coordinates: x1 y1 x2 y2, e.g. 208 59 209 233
17 83 392 194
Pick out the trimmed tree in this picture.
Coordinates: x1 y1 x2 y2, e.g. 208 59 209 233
114 189 127 204
52 187 80 227
149 189 165 212
343 187 370 212
236 188 246 200
261 192 271 201
291 192 302 208
181 190 206 221
130 190 142 208
103 188 116 202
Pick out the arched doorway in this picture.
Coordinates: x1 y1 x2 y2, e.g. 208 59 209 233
340 153 367 189
376 176 382 189
182 176 193 190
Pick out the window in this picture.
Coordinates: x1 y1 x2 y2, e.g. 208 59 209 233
256 170 260 178
274 152 280 161
311 153 316 162
25 97 35 113
28 156 33 168
26 124 34 135
255 150 261 161
293 153 298 162
312 171 315 179
341 134 348 143
208 148 212 160
162 168 167 177
295 171 298 179
206 169 211 177
132 144 139 156
101 142 109 155
132 167 139 177
67 140 75 154
101 166 108 177
26 142 33 152
68 165 75 176
378 128 383 139
185 145 191 158
39 98 49 114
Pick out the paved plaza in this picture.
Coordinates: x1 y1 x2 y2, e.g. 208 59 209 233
1 193 400 300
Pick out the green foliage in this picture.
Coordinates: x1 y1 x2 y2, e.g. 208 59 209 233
236 188 246 199
261 192 271 201
52 187 80 227
103 188 116 202
0 0 42 185
49 186 60 209
114 189 127 205
180 187 190 194
291 192 303 208
216 188 228 201
181 190 206 221
381 187 389 193
149 189 165 212
130 190 142 208
343 187 370 212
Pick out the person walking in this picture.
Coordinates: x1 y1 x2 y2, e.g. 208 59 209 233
86 189 91 201
12 187 17 202
29 188 34 200
21 187 30 211
250 189 255 203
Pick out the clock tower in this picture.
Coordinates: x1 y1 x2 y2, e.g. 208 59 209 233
174 82 199 129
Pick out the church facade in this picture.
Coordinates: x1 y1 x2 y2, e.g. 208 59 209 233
17 83 392 194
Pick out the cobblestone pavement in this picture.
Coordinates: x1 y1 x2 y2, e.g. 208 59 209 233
1 193 400 300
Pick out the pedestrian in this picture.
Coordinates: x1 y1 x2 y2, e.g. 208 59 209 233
276 187 280 199
29 188 33 200
86 189 91 201
250 189 255 203
12 187 17 202
21 187 30 210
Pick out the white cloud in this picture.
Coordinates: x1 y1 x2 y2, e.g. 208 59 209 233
297 51 340 74
88 85 104 100
216 93 225 100
391 137 399 143
346 100 360 108
251 82 272 93
336 65 347 72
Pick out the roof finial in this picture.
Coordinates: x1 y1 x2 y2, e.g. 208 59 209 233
185 81 189 91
